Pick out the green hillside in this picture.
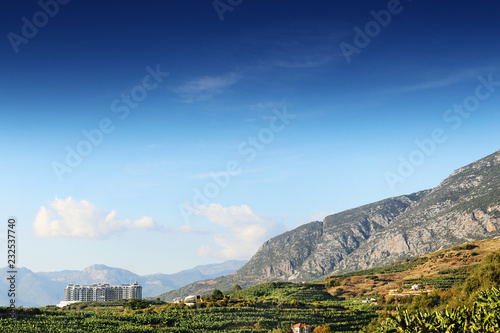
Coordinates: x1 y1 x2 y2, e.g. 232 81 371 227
226 282 339 303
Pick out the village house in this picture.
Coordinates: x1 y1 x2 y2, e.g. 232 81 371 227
291 323 312 333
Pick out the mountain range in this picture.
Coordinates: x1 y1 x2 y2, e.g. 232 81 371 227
0 260 246 307
159 149 500 301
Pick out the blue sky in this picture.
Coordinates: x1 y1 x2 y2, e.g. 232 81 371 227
1 0 500 275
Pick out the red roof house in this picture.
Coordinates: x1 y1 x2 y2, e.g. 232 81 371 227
291 323 312 333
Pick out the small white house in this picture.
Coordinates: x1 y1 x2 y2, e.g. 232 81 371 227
411 284 424 291
56 301 79 308
361 298 377 303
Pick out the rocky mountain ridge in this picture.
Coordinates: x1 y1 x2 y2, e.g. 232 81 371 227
332 149 500 274
160 149 500 301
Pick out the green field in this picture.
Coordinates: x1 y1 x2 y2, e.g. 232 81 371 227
0 301 377 333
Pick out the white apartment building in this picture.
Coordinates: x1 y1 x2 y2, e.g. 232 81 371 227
64 281 142 302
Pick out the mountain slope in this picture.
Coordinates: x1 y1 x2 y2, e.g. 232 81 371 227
325 238 500 298
333 149 500 273
159 149 500 301
238 191 429 282
0 267 62 307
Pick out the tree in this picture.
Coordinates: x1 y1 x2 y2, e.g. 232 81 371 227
212 289 224 299
124 298 149 310
314 325 331 333
233 284 242 291
408 289 444 311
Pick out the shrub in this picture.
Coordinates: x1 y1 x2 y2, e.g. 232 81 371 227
460 250 500 302
313 325 331 333
408 289 445 311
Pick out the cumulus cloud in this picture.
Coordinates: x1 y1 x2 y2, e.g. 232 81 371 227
34 197 158 238
192 203 286 259
174 72 240 102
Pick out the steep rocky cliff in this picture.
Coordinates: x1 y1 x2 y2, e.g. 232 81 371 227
237 191 428 281
332 149 500 274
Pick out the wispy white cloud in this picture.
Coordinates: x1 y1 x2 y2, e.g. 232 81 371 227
273 55 333 69
147 143 160 149
248 101 288 111
191 203 286 259
33 197 158 238
245 21 346 71
174 72 240 102
388 68 495 94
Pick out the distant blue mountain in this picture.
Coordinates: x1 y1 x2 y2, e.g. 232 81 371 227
0 260 246 307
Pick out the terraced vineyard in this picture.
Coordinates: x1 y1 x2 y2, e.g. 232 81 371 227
327 257 430 279
227 282 338 302
403 276 467 290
